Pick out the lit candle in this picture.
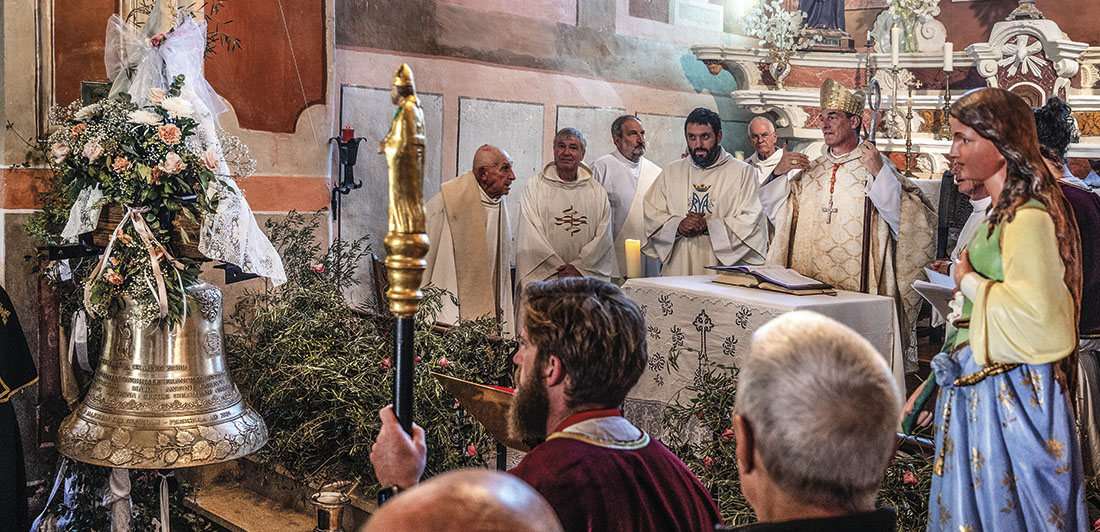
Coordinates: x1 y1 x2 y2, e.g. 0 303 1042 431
341 124 354 142
625 239 642 279
943 42 954 72
890 25 900 68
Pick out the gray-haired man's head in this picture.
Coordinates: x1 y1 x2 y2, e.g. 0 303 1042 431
733 311 901 518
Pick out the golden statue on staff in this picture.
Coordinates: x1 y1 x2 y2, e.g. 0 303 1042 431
380 63 429 318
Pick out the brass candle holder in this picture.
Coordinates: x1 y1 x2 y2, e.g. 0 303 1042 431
937 73 953 140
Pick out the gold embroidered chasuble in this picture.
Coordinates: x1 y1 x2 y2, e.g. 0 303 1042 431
768 148 935 368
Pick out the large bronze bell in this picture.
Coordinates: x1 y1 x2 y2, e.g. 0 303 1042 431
58 281 267 468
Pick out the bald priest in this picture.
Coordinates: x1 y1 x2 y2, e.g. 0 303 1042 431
422 145 517 335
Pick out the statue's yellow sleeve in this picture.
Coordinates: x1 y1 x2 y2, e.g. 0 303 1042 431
968 208 1076 366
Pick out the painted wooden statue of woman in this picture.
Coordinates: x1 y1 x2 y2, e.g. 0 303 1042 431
908 87 1086 531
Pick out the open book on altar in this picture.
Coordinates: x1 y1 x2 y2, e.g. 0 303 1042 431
707 265 836 296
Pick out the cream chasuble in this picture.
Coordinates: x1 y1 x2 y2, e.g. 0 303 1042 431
516 162 614 288
591 151 662 278
423 171 515 335
768 149 935 369
642 148 769 276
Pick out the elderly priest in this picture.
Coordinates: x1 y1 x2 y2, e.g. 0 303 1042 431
765 79 935 368
423 145 517 335
643 108 769 275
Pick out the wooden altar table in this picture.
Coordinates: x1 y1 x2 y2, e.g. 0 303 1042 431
620 275 903 439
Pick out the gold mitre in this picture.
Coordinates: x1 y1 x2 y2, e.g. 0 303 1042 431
820 78 865 116
393 63 415 87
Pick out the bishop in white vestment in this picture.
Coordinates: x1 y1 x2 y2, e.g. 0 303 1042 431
517 129 614 288
766 79 935 368
643 109 768 276
423 145 516 334
591 115 662 279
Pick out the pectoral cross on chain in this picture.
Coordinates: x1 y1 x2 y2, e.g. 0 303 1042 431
822 198 838 224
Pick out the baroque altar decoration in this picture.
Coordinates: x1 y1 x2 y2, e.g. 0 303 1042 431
740 0 816 89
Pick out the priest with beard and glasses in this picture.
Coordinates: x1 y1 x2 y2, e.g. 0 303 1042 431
643 107 769 275
368 278 722 532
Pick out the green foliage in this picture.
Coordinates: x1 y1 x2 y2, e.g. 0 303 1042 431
226 212 514 487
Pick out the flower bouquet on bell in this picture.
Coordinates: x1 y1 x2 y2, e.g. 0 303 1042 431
47 74 232 326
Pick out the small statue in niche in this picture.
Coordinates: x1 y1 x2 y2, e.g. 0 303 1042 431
799 0 845 31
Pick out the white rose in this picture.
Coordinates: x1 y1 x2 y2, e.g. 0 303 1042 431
160 152 188 174
128 109 162 125
74 103 99 120
148 87 167 104
160 97 193 119
82 141 104 162
200 149 220 171
51 142 71 163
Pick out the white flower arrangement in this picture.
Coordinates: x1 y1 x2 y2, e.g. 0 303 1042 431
887 0 939 25
741 0 813 64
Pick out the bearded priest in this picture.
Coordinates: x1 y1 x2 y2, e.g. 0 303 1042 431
765 79 935 369
642 108 769 275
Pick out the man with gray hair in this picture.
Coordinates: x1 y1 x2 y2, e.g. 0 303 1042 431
727 310 900 531
745 117 808 225
591 115 663 280
517 128 614 288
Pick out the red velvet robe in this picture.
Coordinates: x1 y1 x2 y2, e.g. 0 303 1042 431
510 411 722 532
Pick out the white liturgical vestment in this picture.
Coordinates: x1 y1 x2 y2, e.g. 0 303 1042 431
747 149 802 224
516 162 614 288
591 150 662 278
423 171 515 335
642 148 769 276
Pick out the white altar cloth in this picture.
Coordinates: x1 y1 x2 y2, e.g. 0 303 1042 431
620 275 903 439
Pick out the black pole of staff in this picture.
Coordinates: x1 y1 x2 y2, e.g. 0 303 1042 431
393 316 415 434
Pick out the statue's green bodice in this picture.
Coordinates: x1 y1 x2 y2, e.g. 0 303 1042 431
947 201 1042 351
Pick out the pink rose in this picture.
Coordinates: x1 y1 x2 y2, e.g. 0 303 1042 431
148 87 167 104
310 263 324 273
902 470 917 485
721 429 735 442
82 141 104 162
157 124 182 145
70 124 87 139
439 357 449 367
380 357 392 371
150 33 167 48
160 152 187 175
466 445 477 457
702 456 714 469
201 149 220 171
112 156 131 173
50 143 70 163
104 271 124 286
